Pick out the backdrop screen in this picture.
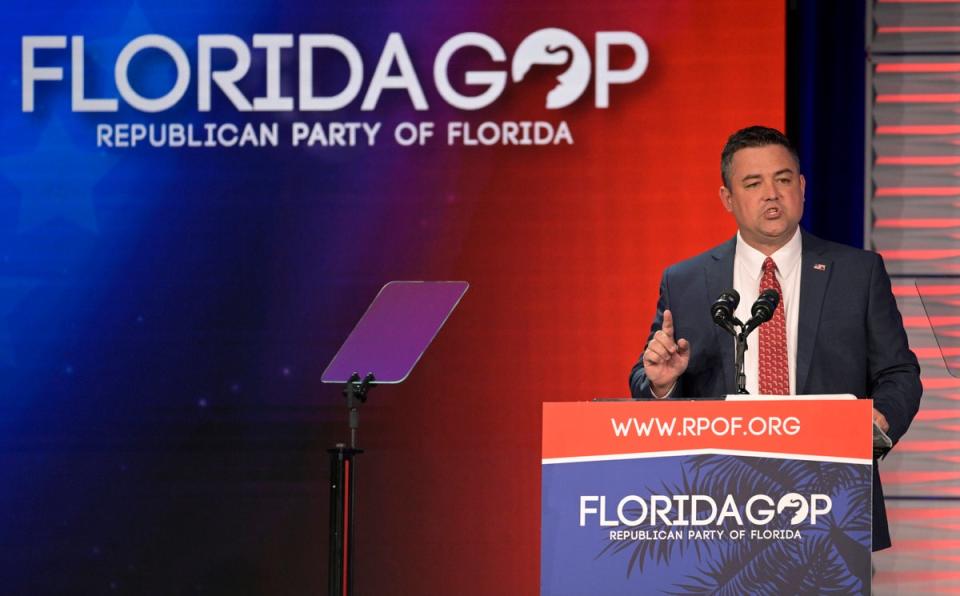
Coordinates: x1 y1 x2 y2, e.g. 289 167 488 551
2 1 783 593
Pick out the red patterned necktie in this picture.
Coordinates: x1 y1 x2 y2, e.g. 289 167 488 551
759 257 790 394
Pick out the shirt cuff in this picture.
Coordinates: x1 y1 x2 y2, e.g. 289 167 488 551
651 382 677 399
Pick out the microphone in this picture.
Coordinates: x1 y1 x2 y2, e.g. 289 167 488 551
744 289 780 335
752 289 780 322
711 289 740 335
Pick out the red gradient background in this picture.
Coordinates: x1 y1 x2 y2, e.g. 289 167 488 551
345 2 785 593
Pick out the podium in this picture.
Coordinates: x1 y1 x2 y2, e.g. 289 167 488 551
541 398 873 595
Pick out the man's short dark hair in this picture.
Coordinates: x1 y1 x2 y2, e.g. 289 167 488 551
720 126 800 187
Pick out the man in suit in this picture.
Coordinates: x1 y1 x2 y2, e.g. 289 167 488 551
629 125 922 550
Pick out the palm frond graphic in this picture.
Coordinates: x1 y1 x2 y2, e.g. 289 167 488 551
594 454 871 594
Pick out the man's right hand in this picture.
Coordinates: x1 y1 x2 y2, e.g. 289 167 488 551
642 309 691 398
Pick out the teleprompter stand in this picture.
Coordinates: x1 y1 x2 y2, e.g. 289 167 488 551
322 281 468 596
326 372 373 596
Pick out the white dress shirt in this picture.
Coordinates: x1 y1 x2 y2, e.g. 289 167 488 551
733 228 802 395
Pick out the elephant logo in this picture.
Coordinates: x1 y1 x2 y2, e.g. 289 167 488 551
511 28 591 109
776 493 810 525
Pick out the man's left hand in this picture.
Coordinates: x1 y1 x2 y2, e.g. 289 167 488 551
873 408 890 433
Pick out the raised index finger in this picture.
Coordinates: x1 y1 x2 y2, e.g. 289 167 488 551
662 309 675 338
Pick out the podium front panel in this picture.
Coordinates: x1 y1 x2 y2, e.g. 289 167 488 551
541 399 873 595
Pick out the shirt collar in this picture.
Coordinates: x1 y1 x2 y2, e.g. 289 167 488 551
735 227 802 281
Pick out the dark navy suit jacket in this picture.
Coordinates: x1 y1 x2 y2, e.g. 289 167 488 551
629 230 922 550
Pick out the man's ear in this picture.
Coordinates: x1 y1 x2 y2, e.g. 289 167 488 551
719 186 733 213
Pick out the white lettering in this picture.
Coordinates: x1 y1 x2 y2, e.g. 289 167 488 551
595 31 648 108
746 495 775 525
434 33 507 110
252 34 294 111
198 35 252 112
299 34 363 111
72 36 117 112
116 35 190 112
362 33 428 111
617 495 648 527
22 36 67 112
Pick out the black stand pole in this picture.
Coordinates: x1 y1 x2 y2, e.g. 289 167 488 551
734 331 749 394
328 444 361 596
328 372 374 596
727 318 772 394
716 316 751 394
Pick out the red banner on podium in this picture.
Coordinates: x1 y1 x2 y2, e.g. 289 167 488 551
543 399 872 463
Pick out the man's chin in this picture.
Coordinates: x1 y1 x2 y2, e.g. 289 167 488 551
753 228 796 248
761 222 798 238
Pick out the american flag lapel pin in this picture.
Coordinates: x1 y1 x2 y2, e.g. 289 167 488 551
813 263 826 271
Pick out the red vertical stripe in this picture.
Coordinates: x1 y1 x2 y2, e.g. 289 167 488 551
876 156 960 165
876 125 960 134
875 187 960 196
876 94 960 103
877 27 960 34
876 63 960 73
874 218 960 228
343 459 350 596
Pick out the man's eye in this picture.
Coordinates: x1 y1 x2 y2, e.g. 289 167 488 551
777 178 792 185
745 182 759 189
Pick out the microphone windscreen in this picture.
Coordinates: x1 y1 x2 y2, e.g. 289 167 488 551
711 289 740 324
752 289 780 322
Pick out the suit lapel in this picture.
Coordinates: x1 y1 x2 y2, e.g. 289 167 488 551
706 237 737 395
797 231 832 394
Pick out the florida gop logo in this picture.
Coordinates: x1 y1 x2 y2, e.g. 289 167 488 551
22 28 649 113
580 492 833 528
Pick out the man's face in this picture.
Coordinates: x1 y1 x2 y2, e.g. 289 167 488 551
719 144 805 253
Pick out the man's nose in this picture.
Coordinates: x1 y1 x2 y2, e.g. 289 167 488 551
762 179 779 200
